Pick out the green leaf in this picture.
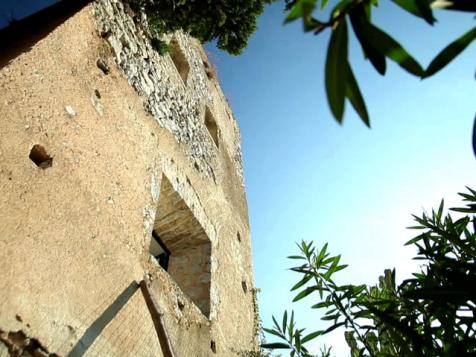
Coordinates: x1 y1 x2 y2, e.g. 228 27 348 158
261 343 291 349
451 207 476 213
345 331 358 350
415 0 436 24
285 0 317 24
317 243 329 265
321 313 340 321
294 330 302 350
290 267 311 274
293 286 317 302
345 62 370 127
288 255 306 260
392 0 436 25
425 27 476 77
272 315 281 332
291 274 313 291
282 310 288 334
436 199 444 221
359 21 424 77
328 254 341 274
465 186 476 197
303 18 326 33
289 310 295 340
391 0 434 22
363 1 372 21
318 282 325 300
325 19 348 122
334 264 349 273
331 0 353 19
405 235 423 246
323 321 345 334
458 192 475 201
312 301 333 309
263 327 283 338
349 4 386 75
301 330 322 344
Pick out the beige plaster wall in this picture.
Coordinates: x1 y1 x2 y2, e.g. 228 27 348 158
0 1 256 356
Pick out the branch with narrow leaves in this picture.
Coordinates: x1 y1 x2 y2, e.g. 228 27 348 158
264 187 476 356
284 0 476 129
262 311 313 357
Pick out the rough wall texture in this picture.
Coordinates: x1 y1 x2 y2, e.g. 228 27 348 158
93 0 245 184
0 1 256 356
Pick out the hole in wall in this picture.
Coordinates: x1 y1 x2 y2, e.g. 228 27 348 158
203 60 216 80
150 231 170 271
210 340 216 354
177 298 185 311
242 280 248 294
100 30 111 39
3 329 51 356
237 232 241 243
203 61 211 78
29 144 53 169
205 107 219 148
169 38 190 84
150 176 212 317
94 89 101 99
96 58 110 75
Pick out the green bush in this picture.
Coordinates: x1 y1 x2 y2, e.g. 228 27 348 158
264 187 476 356
126 0 275 55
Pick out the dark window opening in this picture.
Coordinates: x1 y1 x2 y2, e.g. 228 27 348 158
169 38 190 84
150 230 171 271
152 176 212 317
205 107 219 148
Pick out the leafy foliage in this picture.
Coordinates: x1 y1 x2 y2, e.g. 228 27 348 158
124 0 475 153
264 187 476 356
283 0 476 127
126 0 274 55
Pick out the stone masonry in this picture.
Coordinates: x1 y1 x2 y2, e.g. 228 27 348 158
0 0 256 356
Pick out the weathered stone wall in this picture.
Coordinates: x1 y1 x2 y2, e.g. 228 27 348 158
92 0 245 185
0 1 256 356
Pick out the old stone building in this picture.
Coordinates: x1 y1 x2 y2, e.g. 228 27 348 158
0 1 256 355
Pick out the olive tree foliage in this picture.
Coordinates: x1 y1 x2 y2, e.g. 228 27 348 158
125 0 275 55
263 187 476 356
125 0 476 152
282 0 476 128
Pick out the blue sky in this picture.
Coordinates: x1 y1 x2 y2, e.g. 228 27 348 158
1 1 474 355
0 0 58 28
205 2 475 355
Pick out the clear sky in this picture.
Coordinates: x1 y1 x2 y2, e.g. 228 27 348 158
205 2 475 355
0 0 58 28
1 1 474 355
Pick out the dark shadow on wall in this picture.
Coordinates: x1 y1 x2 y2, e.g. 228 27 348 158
0 0 93 69
67 281 140 357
